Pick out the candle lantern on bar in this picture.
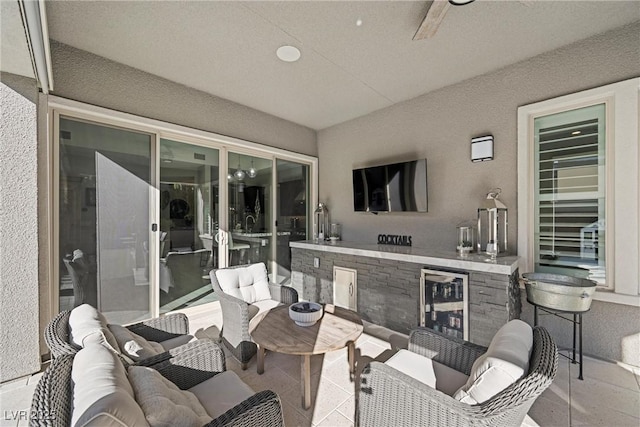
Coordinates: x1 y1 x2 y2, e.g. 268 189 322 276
477 188 508 259
314 202 329 242
456 222 476 256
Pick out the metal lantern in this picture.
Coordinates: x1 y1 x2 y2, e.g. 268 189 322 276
314 202 329 242
477 188 508 258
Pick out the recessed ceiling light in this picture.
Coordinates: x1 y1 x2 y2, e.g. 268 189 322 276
162 159 173 163
356 18 363 27
276 45 301 62
572 131 581 135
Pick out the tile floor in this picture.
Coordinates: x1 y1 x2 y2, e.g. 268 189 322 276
1 301 639 426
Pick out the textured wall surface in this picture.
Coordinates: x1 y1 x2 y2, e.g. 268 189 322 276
317 22 640 251
49 40 317 157
291 247 518 347
0 73 41 381
521 297 640 366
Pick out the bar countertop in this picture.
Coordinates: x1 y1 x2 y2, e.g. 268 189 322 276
290 240 519 275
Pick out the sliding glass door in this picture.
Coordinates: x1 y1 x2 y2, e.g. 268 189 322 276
159 139 220 313
227 152 273 269
55 107 315 322
276 159 310 284
58 117 153 324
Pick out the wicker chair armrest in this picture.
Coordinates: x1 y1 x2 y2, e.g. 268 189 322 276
409 327 487 375
151 339 226 390
134 351 173 367
44 310 81 358
126 312 189 342
29 355 73 427
205 390 284 427
358 361 483 427
217 292 253 344
268 284 299 304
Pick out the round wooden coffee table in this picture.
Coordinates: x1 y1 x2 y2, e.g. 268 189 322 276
250 304 363 409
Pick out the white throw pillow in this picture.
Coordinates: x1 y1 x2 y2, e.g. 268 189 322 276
454 319 533 404
109 324 165 362
215 263 271 304
71 344 148 427
128 366 213 427
69 304 120 353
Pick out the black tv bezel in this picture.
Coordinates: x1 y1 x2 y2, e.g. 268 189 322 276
352 159 428 213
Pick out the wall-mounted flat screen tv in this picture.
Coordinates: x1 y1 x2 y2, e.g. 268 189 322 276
353 159 428 212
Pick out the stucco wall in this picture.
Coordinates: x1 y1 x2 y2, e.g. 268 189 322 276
0 72 41 381
520 297 639 367
317 22 640 363
49 40 317 157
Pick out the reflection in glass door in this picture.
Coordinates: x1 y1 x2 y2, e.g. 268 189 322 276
227 153 273 269
58 117 152 324
159 139 219 313
276 159 309 284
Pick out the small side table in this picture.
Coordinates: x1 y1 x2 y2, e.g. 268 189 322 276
529 300 587 380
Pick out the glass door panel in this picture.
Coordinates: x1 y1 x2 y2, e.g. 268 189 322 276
159 139 219 313
227 152 273 269
276 159 310 284
420 269 469 340
59 117 152 324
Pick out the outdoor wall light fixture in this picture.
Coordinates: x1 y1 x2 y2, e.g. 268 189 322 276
471 135 494 162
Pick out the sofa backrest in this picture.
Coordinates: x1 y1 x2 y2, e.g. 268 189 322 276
214 263 271 304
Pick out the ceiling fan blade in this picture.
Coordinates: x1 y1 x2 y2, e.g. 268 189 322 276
413 0 451 40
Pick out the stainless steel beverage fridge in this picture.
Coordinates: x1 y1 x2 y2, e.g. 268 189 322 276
420 268 469 340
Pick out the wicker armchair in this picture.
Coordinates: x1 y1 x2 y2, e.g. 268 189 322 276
30 340 284 427
210 263 298 369
44 308 195 367
358 326 558 427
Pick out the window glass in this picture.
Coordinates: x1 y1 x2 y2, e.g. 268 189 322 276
533 104 606 285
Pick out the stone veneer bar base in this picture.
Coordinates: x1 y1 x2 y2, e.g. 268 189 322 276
291 246 521 347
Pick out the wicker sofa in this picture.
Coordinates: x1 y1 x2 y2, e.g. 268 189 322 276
358 322 558 427
44 304 205 368
30 339 284 427
210 263 298 368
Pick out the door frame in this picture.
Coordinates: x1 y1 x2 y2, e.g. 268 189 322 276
48 96 318 320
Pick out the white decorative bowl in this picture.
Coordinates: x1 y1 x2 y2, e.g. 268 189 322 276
289 302 323 327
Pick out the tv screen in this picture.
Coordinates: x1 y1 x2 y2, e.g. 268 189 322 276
353 159 428 212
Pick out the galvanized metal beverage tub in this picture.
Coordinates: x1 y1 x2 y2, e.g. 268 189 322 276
522 273 597 312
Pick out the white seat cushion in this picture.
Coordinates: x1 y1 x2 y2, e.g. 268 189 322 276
69 304 119 353
108 324 165 362
72 344 148 427
188 371 255 419
247 299 282 332
454 319 533 404
385 349 469 396
128 366 213 427
214 263 271 304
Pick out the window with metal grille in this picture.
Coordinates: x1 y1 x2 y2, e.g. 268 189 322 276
533 103 606 285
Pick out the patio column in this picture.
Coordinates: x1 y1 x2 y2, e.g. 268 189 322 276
0 73 41 382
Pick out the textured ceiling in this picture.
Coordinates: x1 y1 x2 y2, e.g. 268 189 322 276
45 1 640 130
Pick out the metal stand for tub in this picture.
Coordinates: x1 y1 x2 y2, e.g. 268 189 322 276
529 300 586 380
